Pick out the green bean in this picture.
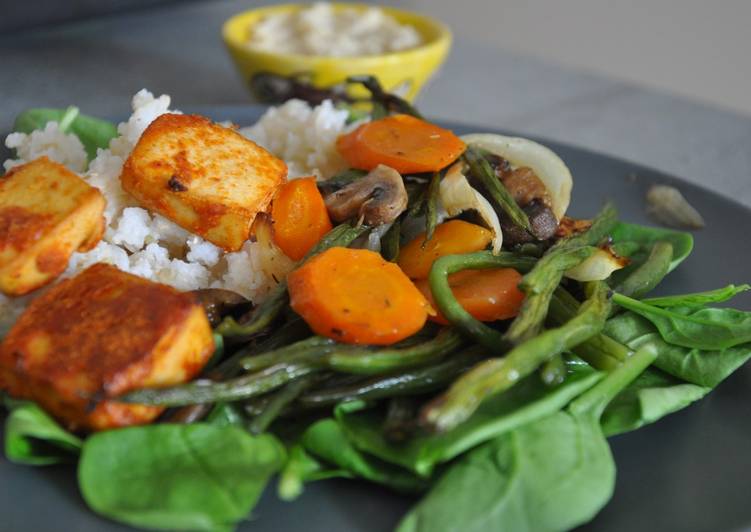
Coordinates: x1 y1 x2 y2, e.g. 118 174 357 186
215 224 369 337
540 353 566 386
423 171 442 244
240 328 465 375
427 251 537 353
297 348 484 407
616 240 673 299
422 281 611 433
247 375 318 435
548 288 629 371
381 219 401 262
505 202 618 343
120 363 317 406
407 185 427 218
463 145 531 232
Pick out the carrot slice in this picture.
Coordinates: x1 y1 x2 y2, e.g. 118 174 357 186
416 268 525 325
336 114 466 174
271 177 333 261
288 247 430 345
398 220 493 280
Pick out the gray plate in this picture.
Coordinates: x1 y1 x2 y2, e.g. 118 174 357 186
2 106 750 532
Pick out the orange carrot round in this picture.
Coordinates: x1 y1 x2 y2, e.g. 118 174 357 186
288 247 430 345
416 268 525 325
271 177 333 261
336 114 466 174
398 220 493 280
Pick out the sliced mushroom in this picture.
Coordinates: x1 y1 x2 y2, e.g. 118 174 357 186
324 164 408 226
499 200 559 246
192 288 251 326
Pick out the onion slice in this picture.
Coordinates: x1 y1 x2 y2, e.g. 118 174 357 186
564 247 628 282
439 163 503 253
460 133 573 220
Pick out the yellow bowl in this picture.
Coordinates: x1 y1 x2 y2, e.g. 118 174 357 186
222 3 452 103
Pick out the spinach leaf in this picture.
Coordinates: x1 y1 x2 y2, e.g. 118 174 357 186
277 444 349 501
336 362 602 477
643 284 750 308
612 292 751 350
78 424 285 532
205 402 246 427
4 398 82 465
610 222 693 273
398 346 656 532
14 107 118 161
605 312 751 387
601 367 709 436
301 418 428 494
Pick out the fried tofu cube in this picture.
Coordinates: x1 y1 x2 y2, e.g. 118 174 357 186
120 114 287 252
0 157 106 296
0 263 214 431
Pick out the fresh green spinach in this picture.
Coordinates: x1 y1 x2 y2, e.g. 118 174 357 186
609 222 693 273
78 424 285 532
643 284 750 308
277 444 348 501
605 312 751 388
397 346 657 532
601 367 709 436
13 107 118 161
612 292 751 350
3 398 82 465
301 418 428 494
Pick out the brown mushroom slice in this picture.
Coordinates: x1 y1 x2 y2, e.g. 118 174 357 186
324 164 408 226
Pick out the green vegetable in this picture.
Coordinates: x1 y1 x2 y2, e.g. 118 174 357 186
427 251 536 352
506 202 617 343
398 346 657 532
298 349 483 407
423 171 442 244
540 353 567 386
615 241 673 298
121 363 316 406
277 444 348 501
605 312 751 388
205 402 246 427
423 281 611 433
464 145 531 231
380 218 401 262
247 375 317 435
336 360 602 476
609 221 693 274
317 168 367 195
3 399 82 465
601 367 709 437
241 328 465 376
643 284 751 308
301 417 428 493
78 424 285 532
612 292 751 350
14 107 118 160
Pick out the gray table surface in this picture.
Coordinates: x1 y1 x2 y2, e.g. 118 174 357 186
1 0 749 209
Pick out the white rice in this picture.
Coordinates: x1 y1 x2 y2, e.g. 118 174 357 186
247 2 422 57
1 90 352 334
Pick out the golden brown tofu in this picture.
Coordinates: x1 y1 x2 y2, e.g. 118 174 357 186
0 157 106 296
0 263 214 431
120 114 287 252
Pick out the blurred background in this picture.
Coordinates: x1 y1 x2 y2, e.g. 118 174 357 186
1 0 749 202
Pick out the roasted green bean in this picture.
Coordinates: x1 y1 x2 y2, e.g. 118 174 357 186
422 281 611 432
423 171 442 244
427 251 536 353
540 353 567 386
247 375 318 435
464 146 531 231
616 240 673 299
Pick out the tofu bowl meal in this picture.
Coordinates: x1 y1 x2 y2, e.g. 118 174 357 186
222 2 451 102
1 80 750 532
